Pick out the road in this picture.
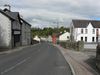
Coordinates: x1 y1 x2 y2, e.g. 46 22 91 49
0 42 72 75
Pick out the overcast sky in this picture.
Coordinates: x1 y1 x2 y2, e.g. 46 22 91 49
1 0 100 28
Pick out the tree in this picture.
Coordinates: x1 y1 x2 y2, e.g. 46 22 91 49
31 27 70 38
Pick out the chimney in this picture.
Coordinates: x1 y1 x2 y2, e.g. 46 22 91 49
4 4 11 11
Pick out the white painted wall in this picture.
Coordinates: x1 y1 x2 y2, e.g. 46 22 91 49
59 32 70 41
84 43 97 49
47 36 52 42
33 36 40 42
0 13 11 47
40 37 47 41
74 23 100 42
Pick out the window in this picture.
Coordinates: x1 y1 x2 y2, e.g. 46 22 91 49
97 29 99 32
81 37 83 41
85 37 87 42
85 29 88 34
67 36 69 39
92 37 95 42
92 29 95 34
81 29 83 34
96 37 98 42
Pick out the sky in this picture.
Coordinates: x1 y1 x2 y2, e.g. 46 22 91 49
0 0 100 28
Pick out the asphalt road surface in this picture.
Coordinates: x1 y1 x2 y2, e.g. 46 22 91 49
0 42 72 75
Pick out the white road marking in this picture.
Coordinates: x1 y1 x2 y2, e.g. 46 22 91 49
1 57 31 75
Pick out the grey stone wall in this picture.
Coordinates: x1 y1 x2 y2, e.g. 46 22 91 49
12 21 21 30
21 21 31 46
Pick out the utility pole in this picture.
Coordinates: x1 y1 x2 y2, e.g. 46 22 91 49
53 19 59 33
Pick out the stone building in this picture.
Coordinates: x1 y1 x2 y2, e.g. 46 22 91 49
0 9 31 49
21 18 31 46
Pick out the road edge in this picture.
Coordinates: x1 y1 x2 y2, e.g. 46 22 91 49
53 44 76 75
0 43 41 54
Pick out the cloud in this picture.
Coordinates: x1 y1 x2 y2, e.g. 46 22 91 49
15 8 88 28
1 0 100 28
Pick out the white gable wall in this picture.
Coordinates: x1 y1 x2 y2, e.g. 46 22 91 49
74 23 99 42
59 32 70 41
87 23 96 42
0 13 11 48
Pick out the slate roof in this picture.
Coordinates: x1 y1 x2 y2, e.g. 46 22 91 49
0 9 14 20
20 18 31 26
0 8 31 26
72 19 100 28
3 9 20 21
6 12 19 20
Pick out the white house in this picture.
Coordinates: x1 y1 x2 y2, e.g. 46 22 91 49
47 36 52 42
59 32 70 41
71 19 100 43
33 35 40 42
40 37 47 41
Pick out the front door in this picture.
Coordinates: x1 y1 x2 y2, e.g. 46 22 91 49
14 34 21 47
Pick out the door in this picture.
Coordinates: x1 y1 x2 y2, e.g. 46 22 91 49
14 34 21 47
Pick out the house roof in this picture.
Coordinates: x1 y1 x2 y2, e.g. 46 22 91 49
60 32 70 36
0 9 31 26
3 9 20 21
20 18 31 26
5 12 19 20
0 9 14 20
72 19 100 28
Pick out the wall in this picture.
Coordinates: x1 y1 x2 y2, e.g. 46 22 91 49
59 32 70 41
96 44 100 71
21 21 31 46
74 23 98 43
47 36 52 42
0 13 11 48
12 20 21 30
84 43 97 49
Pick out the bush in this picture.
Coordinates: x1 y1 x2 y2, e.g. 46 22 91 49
58 41 84 51
59 41 67 48
77 41 84 51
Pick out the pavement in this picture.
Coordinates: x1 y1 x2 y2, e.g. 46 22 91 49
0 42 72 75
0 44 39 54
55 44 100 75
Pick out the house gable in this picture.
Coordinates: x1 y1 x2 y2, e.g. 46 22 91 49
86 23 94 29
59 32 70 41
0 9 14 20
0 12 12 47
